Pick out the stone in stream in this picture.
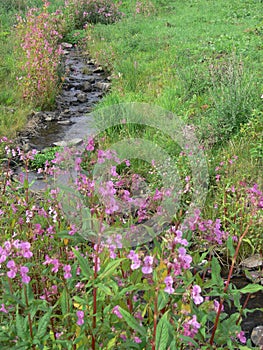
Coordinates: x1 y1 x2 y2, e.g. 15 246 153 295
94 82 111 91
53 138 83 147
82 81 92 92
251 326 263 347
57 120 74 126
77 93 87 102
240 254 263 269
93 66 103 73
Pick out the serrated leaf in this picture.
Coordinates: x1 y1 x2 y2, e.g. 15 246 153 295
98 258 125 280
97 283 113 296
72 248 91 278
60 288 68 316
226 236 235 258
158 291 169 311
106 336 117 349
239 283 263 294
119 307 146 336
16 307 26 341
156 311 169 350
211 257 223 287
36 309 52 339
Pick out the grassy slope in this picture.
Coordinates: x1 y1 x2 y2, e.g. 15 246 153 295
86 0 262 179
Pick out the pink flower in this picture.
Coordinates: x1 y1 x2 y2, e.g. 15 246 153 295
127 250 141 270
76 310 84 326
7 260 17 279
112 305 122 319
191 285 204 305
134 336 142 343
164 276 174 294
63 265 72 279
236 331 246 344
0 304 8 313
183 315 201 338
20 266 30 284
142 255 153 274
213 300 223 312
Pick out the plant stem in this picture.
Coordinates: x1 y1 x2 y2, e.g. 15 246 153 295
152 287 159 350
92 233 101 350
24 285 35 349
209 218 252 345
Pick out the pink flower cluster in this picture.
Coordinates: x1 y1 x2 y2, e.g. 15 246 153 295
127 251 154 275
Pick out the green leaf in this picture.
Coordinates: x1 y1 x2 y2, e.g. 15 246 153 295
156 311 169 350
158 291 169 311
119 307 146 336
179 334 199 347
60 288 68 316
97 283 114 296
98 258 125 280
72 248 91 278
226 236 235 258
239 283 263 294
36 309 52 339
211 257 223 287
16 307 26 341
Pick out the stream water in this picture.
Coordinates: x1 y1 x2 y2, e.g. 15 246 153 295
19 44 109 150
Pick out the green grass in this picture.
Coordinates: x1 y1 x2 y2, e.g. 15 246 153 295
86 0 262 162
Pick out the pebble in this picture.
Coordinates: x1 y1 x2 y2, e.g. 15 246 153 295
251 326 263 347
53 138 83 147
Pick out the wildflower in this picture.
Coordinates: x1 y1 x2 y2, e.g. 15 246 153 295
134 336 142 343
178 247 192 269
112 305 122 319
213 300 224 312
236 330 246 344
20 266 31 284
7 260 17 279
63 265 72 279
120 332 127 341
183 315 201 338
164 275 174 294
0 304 8 313
191 285 204 305
76 310 84 326
127 250 141 270
69 224 77 236
171 228 188 246
19 241 33 258
110 165 118 177
142 255 153 274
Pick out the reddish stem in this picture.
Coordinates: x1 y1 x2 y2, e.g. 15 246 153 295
209 218 252 345
92 234 101 350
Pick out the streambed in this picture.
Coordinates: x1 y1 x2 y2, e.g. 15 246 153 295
18 43 110 151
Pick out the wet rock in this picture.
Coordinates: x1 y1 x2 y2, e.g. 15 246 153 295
86 76 95 84
57 120 74 126
251 326 263 347
93 66 103 73
95 82 111 91
53 138 83 147
82 81 92 92
77 93 87 102
241 254 263 269
61 42 73 49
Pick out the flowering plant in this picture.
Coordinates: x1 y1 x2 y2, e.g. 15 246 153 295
0 136 262 349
